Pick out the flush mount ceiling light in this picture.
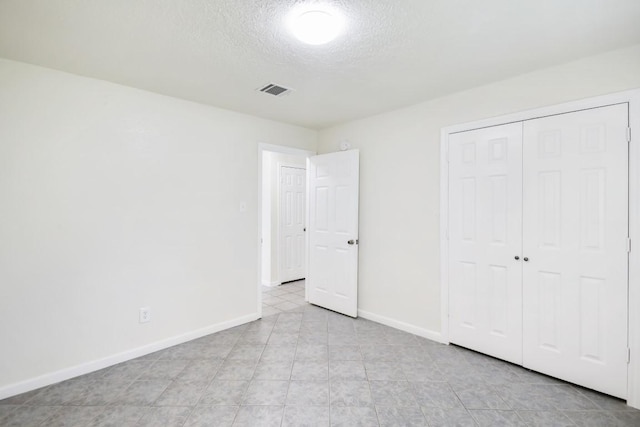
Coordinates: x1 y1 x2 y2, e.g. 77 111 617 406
288 5 345 45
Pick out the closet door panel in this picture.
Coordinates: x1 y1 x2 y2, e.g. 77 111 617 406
522 104 629 399
448 123 523 364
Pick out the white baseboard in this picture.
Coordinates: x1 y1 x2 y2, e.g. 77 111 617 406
0 312 259 400
261 280 281 287
357 309 445 344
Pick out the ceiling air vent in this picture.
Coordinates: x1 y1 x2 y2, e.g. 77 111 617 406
258 83 292 97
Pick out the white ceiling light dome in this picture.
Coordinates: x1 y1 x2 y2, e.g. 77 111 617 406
288 4 345 45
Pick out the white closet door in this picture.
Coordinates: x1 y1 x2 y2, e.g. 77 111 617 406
522 104 628 398
449 123 524 364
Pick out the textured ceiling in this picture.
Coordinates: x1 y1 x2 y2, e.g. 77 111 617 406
1 0 640 129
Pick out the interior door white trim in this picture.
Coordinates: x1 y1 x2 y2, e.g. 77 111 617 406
257 143 315 319
440 88 640 409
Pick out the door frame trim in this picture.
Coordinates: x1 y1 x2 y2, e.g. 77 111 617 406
440 88 640 408
257 144 315 319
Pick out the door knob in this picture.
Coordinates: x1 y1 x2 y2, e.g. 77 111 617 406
514 256 520 260
523 257 529 262
347 239 358 245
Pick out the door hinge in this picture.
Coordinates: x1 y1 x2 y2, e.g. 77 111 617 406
627 237 632 253
627 127 632 143
628 348 631 364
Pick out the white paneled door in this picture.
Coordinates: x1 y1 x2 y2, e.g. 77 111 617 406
448 123 524 364
307 150 360 317
279 166 306 283
522 104 629 399
448 103 629 399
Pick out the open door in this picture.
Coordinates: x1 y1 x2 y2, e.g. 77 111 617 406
307 150 360 317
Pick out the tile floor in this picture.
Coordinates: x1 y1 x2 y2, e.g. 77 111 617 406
1 280 639 426
261 280 307 317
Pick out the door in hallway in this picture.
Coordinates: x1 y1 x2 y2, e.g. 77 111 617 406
279 166 306 283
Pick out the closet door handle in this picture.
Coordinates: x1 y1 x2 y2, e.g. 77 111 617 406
514 256 520 260
523 257 529 262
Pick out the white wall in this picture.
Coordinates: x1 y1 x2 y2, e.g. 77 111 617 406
0 58 316 396
317 44 640 339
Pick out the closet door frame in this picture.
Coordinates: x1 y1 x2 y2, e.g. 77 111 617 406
440 88 640 409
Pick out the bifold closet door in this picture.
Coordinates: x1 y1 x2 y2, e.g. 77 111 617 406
522 104 629 399
448 123 523 365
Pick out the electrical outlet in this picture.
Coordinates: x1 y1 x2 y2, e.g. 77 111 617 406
139 307 151 323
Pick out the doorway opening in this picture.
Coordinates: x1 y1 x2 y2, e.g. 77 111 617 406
257 144 315 318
